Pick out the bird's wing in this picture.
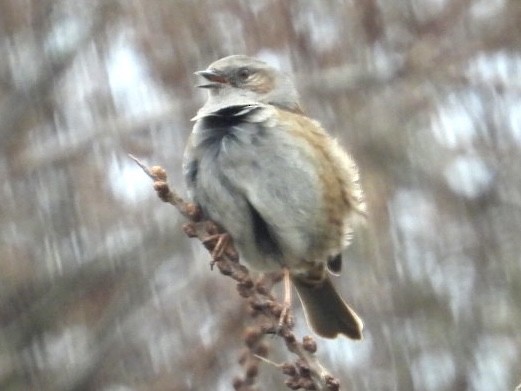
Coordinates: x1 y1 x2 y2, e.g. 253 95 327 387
218 106 326 261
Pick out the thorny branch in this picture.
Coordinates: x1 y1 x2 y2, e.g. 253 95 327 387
130 154 341 391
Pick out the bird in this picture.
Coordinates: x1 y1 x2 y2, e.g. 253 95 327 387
183 54 366 339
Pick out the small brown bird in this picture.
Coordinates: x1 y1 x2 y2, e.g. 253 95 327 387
183 55 366 339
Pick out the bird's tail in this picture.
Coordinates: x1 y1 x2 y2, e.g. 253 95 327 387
291 275 363 339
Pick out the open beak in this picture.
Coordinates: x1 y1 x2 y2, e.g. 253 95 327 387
195 69 228 88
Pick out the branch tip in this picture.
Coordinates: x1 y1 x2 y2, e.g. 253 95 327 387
128 153 155 179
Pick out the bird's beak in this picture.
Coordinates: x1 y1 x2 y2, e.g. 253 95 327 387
195 69 228 88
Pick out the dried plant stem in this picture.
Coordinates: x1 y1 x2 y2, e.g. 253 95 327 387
130 155 342 391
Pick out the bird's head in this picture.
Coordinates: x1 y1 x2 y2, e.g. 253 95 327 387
195 55 301 112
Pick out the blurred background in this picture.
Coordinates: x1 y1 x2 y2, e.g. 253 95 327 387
1 0 520 390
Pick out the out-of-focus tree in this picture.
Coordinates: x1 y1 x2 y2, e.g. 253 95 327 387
0 0 520 390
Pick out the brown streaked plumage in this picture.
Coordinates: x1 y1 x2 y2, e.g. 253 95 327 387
184 55 366 339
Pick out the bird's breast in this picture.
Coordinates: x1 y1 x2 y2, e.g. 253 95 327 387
192 106 265 158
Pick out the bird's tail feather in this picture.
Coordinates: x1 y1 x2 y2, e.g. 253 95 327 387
292 275 363 339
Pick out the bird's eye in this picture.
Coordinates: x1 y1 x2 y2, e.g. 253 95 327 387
237 68 251 80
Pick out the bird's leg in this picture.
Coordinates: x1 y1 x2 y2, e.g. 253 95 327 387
278 267 292 330
203 232 231 265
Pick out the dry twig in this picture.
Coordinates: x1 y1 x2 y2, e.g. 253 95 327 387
130 154 341 391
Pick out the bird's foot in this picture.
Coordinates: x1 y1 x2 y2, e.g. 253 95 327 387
203 232 232 267
277 267 293 333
